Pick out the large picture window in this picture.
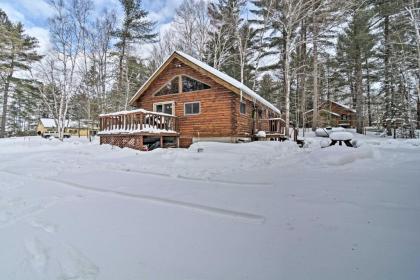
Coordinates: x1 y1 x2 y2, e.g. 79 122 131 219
184 102 200 115
182 76 210 92
155 77 180 96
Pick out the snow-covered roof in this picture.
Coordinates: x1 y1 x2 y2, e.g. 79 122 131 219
326 100 356 113
304 109 341 117
39 118 93 129
39 118 57 128
129 51 281 114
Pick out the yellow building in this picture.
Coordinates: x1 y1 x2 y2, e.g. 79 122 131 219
36 118 99 137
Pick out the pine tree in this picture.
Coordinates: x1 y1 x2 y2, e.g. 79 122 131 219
0 10 42 137
373 0 407 134
308 0 348 131
258 73 278 104
336 7 376 133
112 0 157 110
206 0 246 78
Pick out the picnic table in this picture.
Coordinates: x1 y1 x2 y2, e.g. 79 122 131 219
329 132 353 147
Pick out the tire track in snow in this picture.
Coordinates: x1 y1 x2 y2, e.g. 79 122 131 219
113 168 272 187
0 170 265 224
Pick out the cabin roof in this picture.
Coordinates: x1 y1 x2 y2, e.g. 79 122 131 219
322 100 356 113
304 109 341 117
39 118 57 128
129 51 281 114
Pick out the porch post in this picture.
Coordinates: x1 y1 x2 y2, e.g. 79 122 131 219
139 113 143 130
140 135 144 150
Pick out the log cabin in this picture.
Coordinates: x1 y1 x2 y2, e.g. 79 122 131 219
304 100 356 128
99 51 284 150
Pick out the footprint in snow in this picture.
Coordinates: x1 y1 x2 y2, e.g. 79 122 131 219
0 197 58 228
22 237 99 280
24 238 48 273
30 220 57 234
0 180 24 191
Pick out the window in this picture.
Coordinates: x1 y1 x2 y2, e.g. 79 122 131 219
155 77 179 96
341 114 348 121
240 101 246 114
184 102 200 115
154 102 174 115
182 76 210 93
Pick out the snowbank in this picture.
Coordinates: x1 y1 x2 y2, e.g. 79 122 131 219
329 132 353 141
256 131 266 137
308 145 375 166
315 128 329 137
0 135 419 280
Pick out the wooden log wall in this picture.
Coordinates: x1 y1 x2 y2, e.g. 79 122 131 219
135 58 280 146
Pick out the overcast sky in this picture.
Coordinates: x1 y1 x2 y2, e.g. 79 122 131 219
0 0 185 54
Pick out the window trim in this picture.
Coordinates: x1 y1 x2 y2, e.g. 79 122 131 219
181 74 211 94
153 76 180 97
153 101 175 115
240 100 247 115
184 101 201 116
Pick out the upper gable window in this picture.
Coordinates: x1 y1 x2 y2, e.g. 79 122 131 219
182 76 210 93
155 77 180 96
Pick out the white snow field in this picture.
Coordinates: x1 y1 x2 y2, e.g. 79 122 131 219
0 133 419 280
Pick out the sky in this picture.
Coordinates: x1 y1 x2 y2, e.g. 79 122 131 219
0 0 185 54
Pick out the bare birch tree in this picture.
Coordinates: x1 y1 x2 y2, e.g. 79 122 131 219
36 0 87 140
173 0 210 59
88 10 116 113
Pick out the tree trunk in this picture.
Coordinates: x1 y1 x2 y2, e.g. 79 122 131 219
283 30 290 137
417 96 420 129
366 57 372 126
117 37 127 104
0 76 11 138
299 20 307 129
312 27 319 131
125 60 130 110
384 15 392 135
355 53 364 134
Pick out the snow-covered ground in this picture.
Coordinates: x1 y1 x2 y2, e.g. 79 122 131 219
0 132 419 280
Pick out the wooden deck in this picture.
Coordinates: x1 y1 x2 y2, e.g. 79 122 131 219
99 109 178 134
257 118 286 140
98 110 288 150
99 110 179 150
